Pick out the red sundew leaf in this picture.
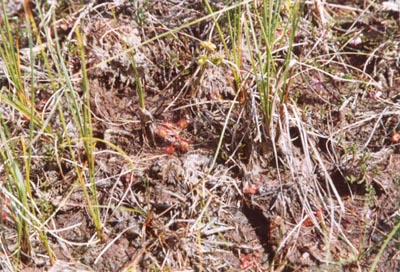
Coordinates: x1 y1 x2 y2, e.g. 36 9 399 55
243 184 259 195
155 127 169 139
303 209 324 227
302 216 313 227
391 132 400 143
177 138 190 152
164 145 175 155
239 254 254 269
177 118 189 129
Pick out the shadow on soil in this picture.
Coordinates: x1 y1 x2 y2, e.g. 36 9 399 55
241 201 275 263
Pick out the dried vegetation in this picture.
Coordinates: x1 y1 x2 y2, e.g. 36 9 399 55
0 0 399 271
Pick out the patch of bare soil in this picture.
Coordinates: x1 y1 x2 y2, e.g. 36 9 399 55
0 0 399 271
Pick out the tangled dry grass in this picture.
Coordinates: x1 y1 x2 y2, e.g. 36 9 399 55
0 0 399 271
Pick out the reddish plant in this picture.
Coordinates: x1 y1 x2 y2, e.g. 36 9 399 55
243 184 259 195
391 132 400 143
177 118 189 129
164 145 175 155
177 138 190 152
